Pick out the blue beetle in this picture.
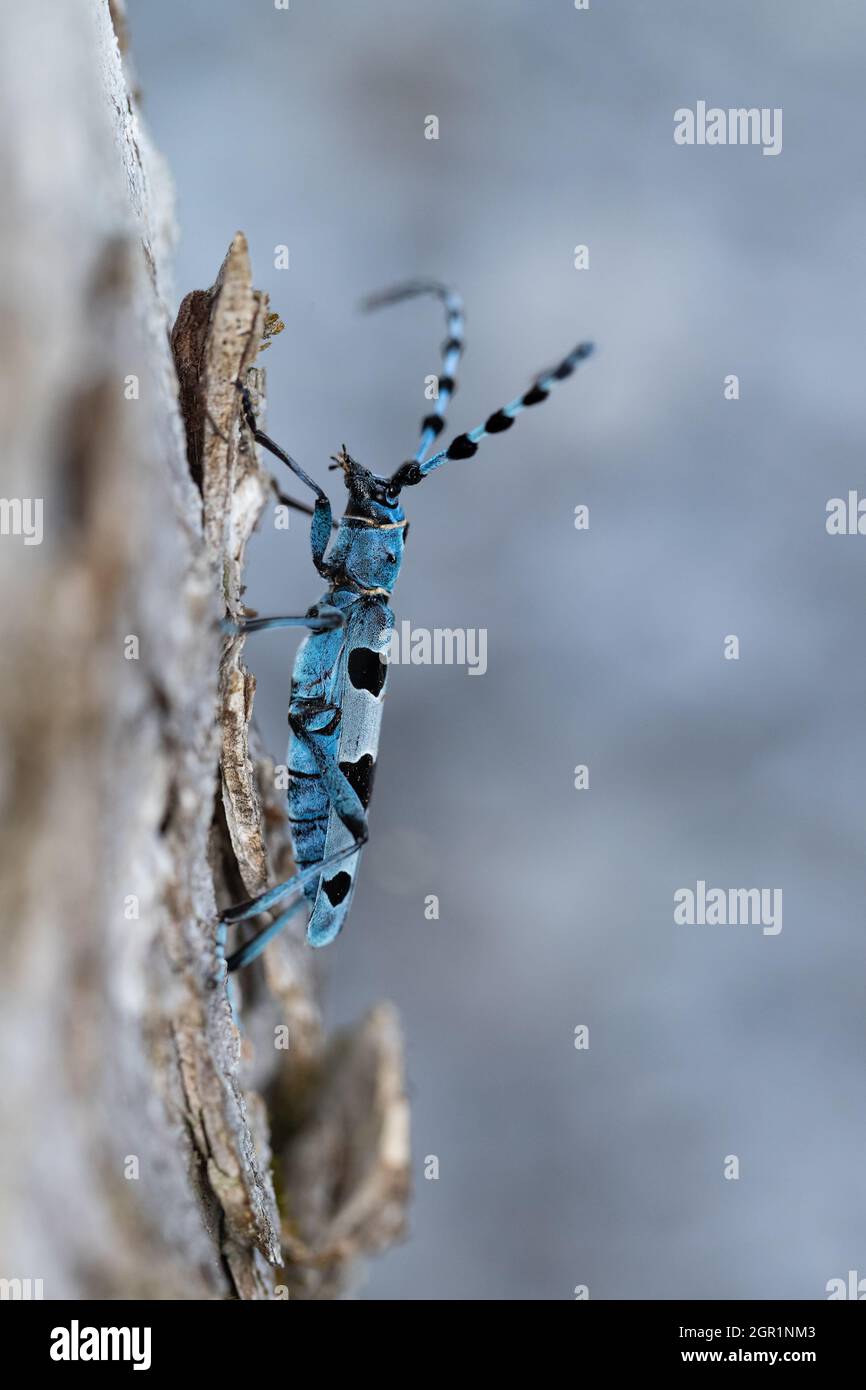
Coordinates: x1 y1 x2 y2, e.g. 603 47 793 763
218 282 593 970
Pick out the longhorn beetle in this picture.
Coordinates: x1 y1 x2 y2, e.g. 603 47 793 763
217 282 593 972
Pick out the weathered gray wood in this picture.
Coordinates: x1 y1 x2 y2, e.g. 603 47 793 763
0 0 408 1302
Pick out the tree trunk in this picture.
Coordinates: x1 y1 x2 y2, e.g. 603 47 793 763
0 0 408 1302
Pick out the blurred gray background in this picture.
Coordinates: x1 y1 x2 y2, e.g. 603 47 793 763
129 0 866 1299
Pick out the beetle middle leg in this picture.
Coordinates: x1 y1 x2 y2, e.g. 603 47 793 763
221 606 344 637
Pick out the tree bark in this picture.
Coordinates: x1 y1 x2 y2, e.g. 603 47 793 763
0 0 408 1302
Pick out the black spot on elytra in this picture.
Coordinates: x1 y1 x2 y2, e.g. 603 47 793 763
323 872 352 906
340 753 376 808
348 646 387 697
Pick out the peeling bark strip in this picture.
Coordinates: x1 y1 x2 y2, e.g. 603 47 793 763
0 0 408 1302
172 237 411 1299
171 233 274 898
